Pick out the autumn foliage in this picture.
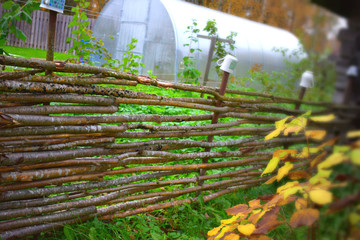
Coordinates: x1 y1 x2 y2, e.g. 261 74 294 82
207 113 360 239
188 0 339 53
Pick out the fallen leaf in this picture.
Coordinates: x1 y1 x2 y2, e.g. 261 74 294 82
309 189 333 205
261 157 280 176
276 162 294 181
290 208 320 228
305 130 326 140
237 224 256 236
350 149 360 166
288 170 311 180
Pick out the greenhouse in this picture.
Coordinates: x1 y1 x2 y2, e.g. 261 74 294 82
93 0 304 83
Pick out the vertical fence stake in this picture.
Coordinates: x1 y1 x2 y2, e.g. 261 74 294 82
295 86 306 110
45 10 57 75
285 71 313 149
198 55 237 193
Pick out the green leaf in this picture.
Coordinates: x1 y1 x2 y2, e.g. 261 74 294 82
20 11 32 24
15 28 27 41
2 0 13 9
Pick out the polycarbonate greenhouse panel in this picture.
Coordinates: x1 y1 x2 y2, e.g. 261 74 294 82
93 0 304 83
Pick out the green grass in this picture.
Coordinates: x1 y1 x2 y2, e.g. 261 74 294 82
2 45 75 61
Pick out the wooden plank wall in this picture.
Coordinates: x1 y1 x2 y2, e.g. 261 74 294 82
0 7 96 53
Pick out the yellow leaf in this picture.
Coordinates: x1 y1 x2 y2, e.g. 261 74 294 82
284 126 302 136
284 117 307 135
310 151 328 168
275 116 290 129
282 186 303 199
309 189 333 205
265 128 282 141
215 226 231 240
318 153 348 170
273 149 297 159
295 198 307 210
310 114 335 122
264 176 277 185
208 225 223 237
305 130 326 140
248 199 261 209
276 162 294 181
237 224 256 236
261 157 280 176
277 181 299 193
221 215 238 225
346 130 360 138
316 169 332 178
350 149 360 166
349 213 360 225
333 145 350 153
309 176 331 185
224 233 240 240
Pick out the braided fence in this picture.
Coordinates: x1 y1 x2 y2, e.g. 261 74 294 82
0 55 358 239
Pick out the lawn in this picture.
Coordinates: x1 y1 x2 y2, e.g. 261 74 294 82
2 45 75 61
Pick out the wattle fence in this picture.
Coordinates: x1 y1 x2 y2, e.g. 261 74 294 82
0 7 96 53
0 55 358 239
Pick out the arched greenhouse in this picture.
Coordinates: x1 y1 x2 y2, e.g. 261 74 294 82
93 0 304 84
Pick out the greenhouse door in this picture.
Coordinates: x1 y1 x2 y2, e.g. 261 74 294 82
116 0 150 73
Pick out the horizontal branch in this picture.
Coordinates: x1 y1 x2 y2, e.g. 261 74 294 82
1 137 114 153
1 113 214 126
0 104 119 115
0 93 117 106
0 125 126 137
0 206 97 231
0 171 186 201
0 69 43 80
18 75 138 86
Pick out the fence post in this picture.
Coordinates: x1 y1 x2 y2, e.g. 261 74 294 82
45 10 57 75
198 55 238 191
343 65 358 104
284 71 314 149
